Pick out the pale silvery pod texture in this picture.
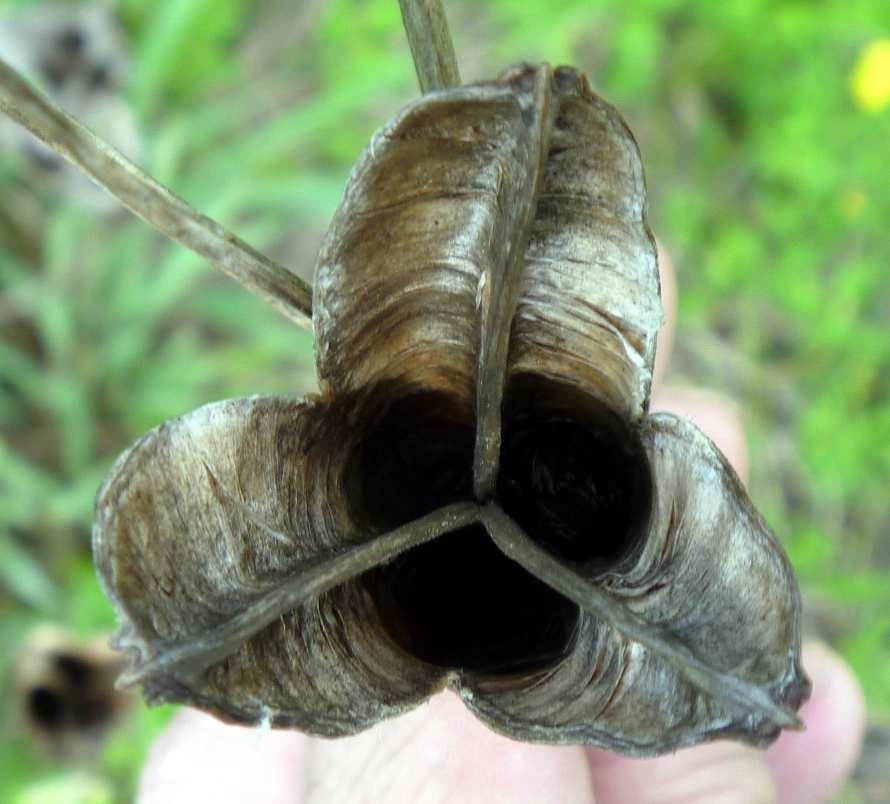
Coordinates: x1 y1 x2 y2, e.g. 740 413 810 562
92 63 810 756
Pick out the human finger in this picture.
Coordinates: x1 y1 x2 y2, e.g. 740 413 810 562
588 738 778 804
138 707 306 804
651 387 749 484
765 642 866 804
635 388 864 802
301 690 594 804
586 641 864 804
585 390 775 803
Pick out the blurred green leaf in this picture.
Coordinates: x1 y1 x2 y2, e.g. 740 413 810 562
0 532 59 611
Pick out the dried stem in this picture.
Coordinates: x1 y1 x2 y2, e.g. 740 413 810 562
0 57 313 330
398 0 461 93
472 66 556 500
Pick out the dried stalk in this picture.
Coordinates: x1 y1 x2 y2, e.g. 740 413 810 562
0 57 313 330
398 0 461 92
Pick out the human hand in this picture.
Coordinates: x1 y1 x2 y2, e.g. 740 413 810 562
137 246 865 804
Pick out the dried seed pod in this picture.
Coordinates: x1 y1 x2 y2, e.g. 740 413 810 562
93 63 809 755
12 625 132 762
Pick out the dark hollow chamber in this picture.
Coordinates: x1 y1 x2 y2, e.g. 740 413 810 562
357 386 652 675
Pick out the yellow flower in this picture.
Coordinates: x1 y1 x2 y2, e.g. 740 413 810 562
851 39 890 112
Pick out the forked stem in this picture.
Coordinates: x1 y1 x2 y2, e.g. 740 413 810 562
398 0 461 93
0 58 313 330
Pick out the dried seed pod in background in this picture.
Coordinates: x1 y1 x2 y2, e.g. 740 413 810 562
91 63 810 756
12 625 132 763
0 4 140 212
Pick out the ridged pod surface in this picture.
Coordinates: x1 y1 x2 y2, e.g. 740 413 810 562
93 64 809 755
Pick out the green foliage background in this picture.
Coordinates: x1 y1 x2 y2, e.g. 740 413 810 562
0 0 888 800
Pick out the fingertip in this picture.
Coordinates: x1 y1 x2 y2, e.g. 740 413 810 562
650 387 749 484
587 740 779 804
302 692 594 804
766 642 866 804
138 708 307 804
